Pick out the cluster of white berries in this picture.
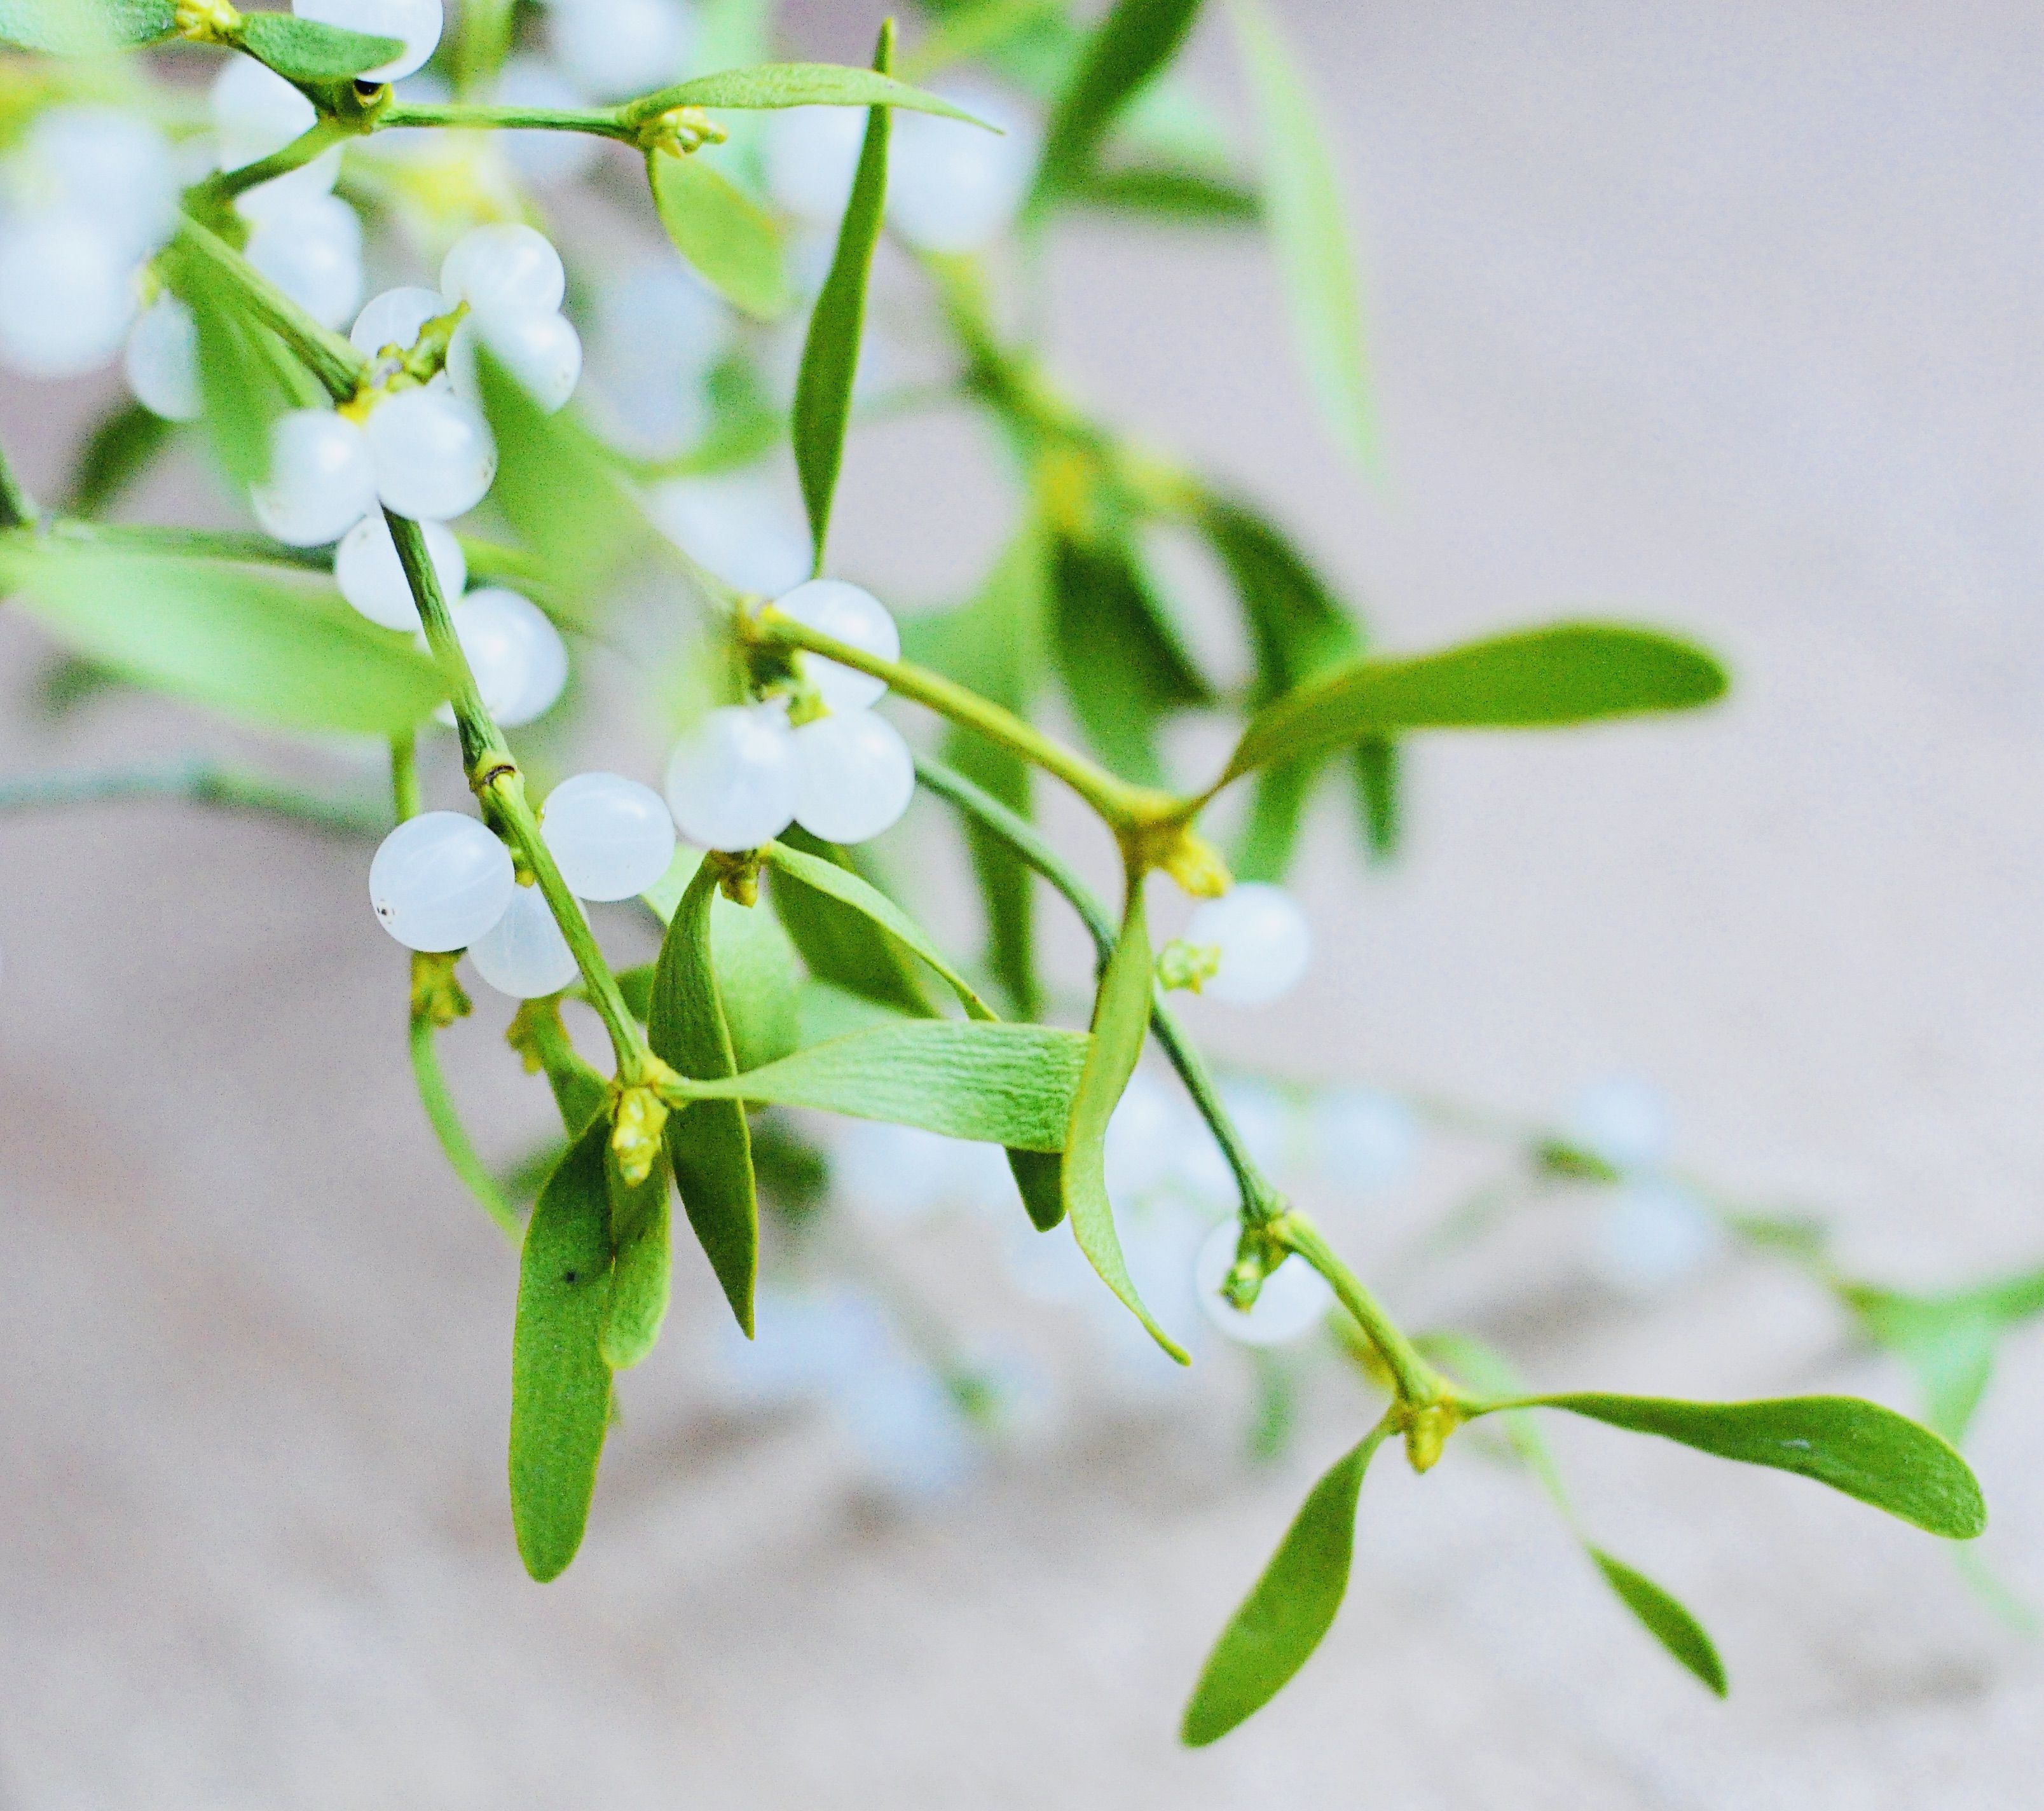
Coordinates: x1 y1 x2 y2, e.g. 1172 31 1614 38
665 580 916 850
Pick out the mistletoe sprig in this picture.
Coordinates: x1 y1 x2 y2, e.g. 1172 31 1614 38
0 0 1993 1749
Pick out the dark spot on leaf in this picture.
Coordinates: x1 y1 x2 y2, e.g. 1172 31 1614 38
563 1269 579 1284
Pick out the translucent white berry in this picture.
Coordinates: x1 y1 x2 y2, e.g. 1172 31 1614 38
790 710 915 845
467 880 579 998
1563 1077 1671 1174
888 86 1035 254
1193 1220 1334 1347
649 472 811 596
774 579 897 713
446 588 567 726
0 216 134 378
20 106 177 260
292 0 444 81
439 223 566 317
252 410 378 547
495 57 602 187
547 0 693 102
368 811 515 951
350 286 448 360
335 513 465 631
1183 883 1312 1007
1588 1181 1722 1297
541 773 677 902
123 295 202 421
244 195 364 331
366 388 496 521
448 306 582 412
764 106 867 224
582 261 725 456
212 57 342 212
664 703 799 852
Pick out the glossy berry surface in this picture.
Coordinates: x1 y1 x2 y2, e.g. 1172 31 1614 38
446 589 568 727
252 410 378 547
124 296 202 421
1184 883 1313 1007
439 223 566 317
665 703 800 852
293 0 444 81
335 513 466 631
350 286 447 361
366 389 496 522
541 773 677 902
774 579 898 713
790 710 916 845
467 881 579 999
368 811 515 952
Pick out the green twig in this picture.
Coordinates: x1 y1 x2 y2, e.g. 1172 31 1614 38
409 1010 523 1241
173 214 367 403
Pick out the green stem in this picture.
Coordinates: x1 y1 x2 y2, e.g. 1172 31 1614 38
378 101 633 139
193 116 354 207
753 607 1165 829
174 214 367 403
1270 1211 1442 1408
0 758 388 836
409 1010 523 1242
18 518 329 568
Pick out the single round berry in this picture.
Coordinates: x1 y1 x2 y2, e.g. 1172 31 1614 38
439 223 566 317
448 306 582 413
212 56 343 210
350 286 447 361
1588 1182 1722 1297
495 58 603 187
0 216 134 379
790 710 915 845
664 703 799 852
541 773 677 902
245 195 364 331
21 106 177 261
467 881 580 999
444 588 568 727
123 295 202 421
764 106 866 224
774 579 897 713
292 0 444 81
888 85 1035 254
335 513 465 631
252 409 378 547
547 0 693 101
368 811 515 951
1193 1221 1334 1347
366 388 496 521
1183 883 1312 1007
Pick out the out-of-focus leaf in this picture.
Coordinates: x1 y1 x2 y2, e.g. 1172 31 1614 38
236 11 402 81
1060 885 1187 1360
0 544 443 734
685 1019 1088 1150
647 150 791 320
1219 623 1731 790
1228 0 1374 469
509 1117 615 1581
1050 529 1212 787
1032 0 1205 205
1843 1286 2003 1445
792 20 895 570
748 1111 830 1216
648 858 760 1335
0 0 174 53
601 1143 672 1371
1588 1548 1728 1697
170 244 293 490
1352 736 1400 858
629 63 989 121
1516 1393 1987 1539
64 401 177 520
1074 162 1258 223
1181 1422 1390 1746
769 828 936 1018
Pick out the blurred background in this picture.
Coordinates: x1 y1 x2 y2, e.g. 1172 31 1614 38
3 0 2043 1803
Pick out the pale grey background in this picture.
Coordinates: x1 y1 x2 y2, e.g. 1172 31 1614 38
3 2 2041 1805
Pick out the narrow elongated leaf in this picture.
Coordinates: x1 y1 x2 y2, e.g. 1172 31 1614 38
170 245 292 490
1050 530 1212 786
509 1119 615 1581
0 0 174 53
1032 0 1205 204
685 1020 1088 1149
1061 885 1188 1360
1588 1548 1727 1697
602 1145 673 1371
1182 1422 1391 1746
1352 736 1401 858
64 401 177 520
1844 1286 2003 1445
769 829 936 1017
1076 162 1259 223
1228 0 1374 468
1522 1393 1987 1539
0 546 443 734
792 20 895 570
630 64 987 122
648 858 760 1335
709 888 804 1071
647 151 791 320
1220 623 1731 788
237 12 402 81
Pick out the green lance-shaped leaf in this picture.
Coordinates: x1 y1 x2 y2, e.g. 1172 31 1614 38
1843 1284 2005 1445
168 243 295 490
64 400 178 520
1219 622 1731 790
1513 1393 1987 1539
647 151 791 322
602 1141 673 1372
1181 1421 1392 1746
0 546 444 736
1073 162 1259 224
769 828 938 1018
626 63 989 123
648 858 760 1335
0 0 174 53
792 20 895 572
509 1117 616 1582
1049 529 1213 787
708 886 804 1072
1228 0 1376 470
1032 0 1206 206
1061 885 1188 1360
235 12 403 81
686 1019 1088 1150
1586 1548 1727 1697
